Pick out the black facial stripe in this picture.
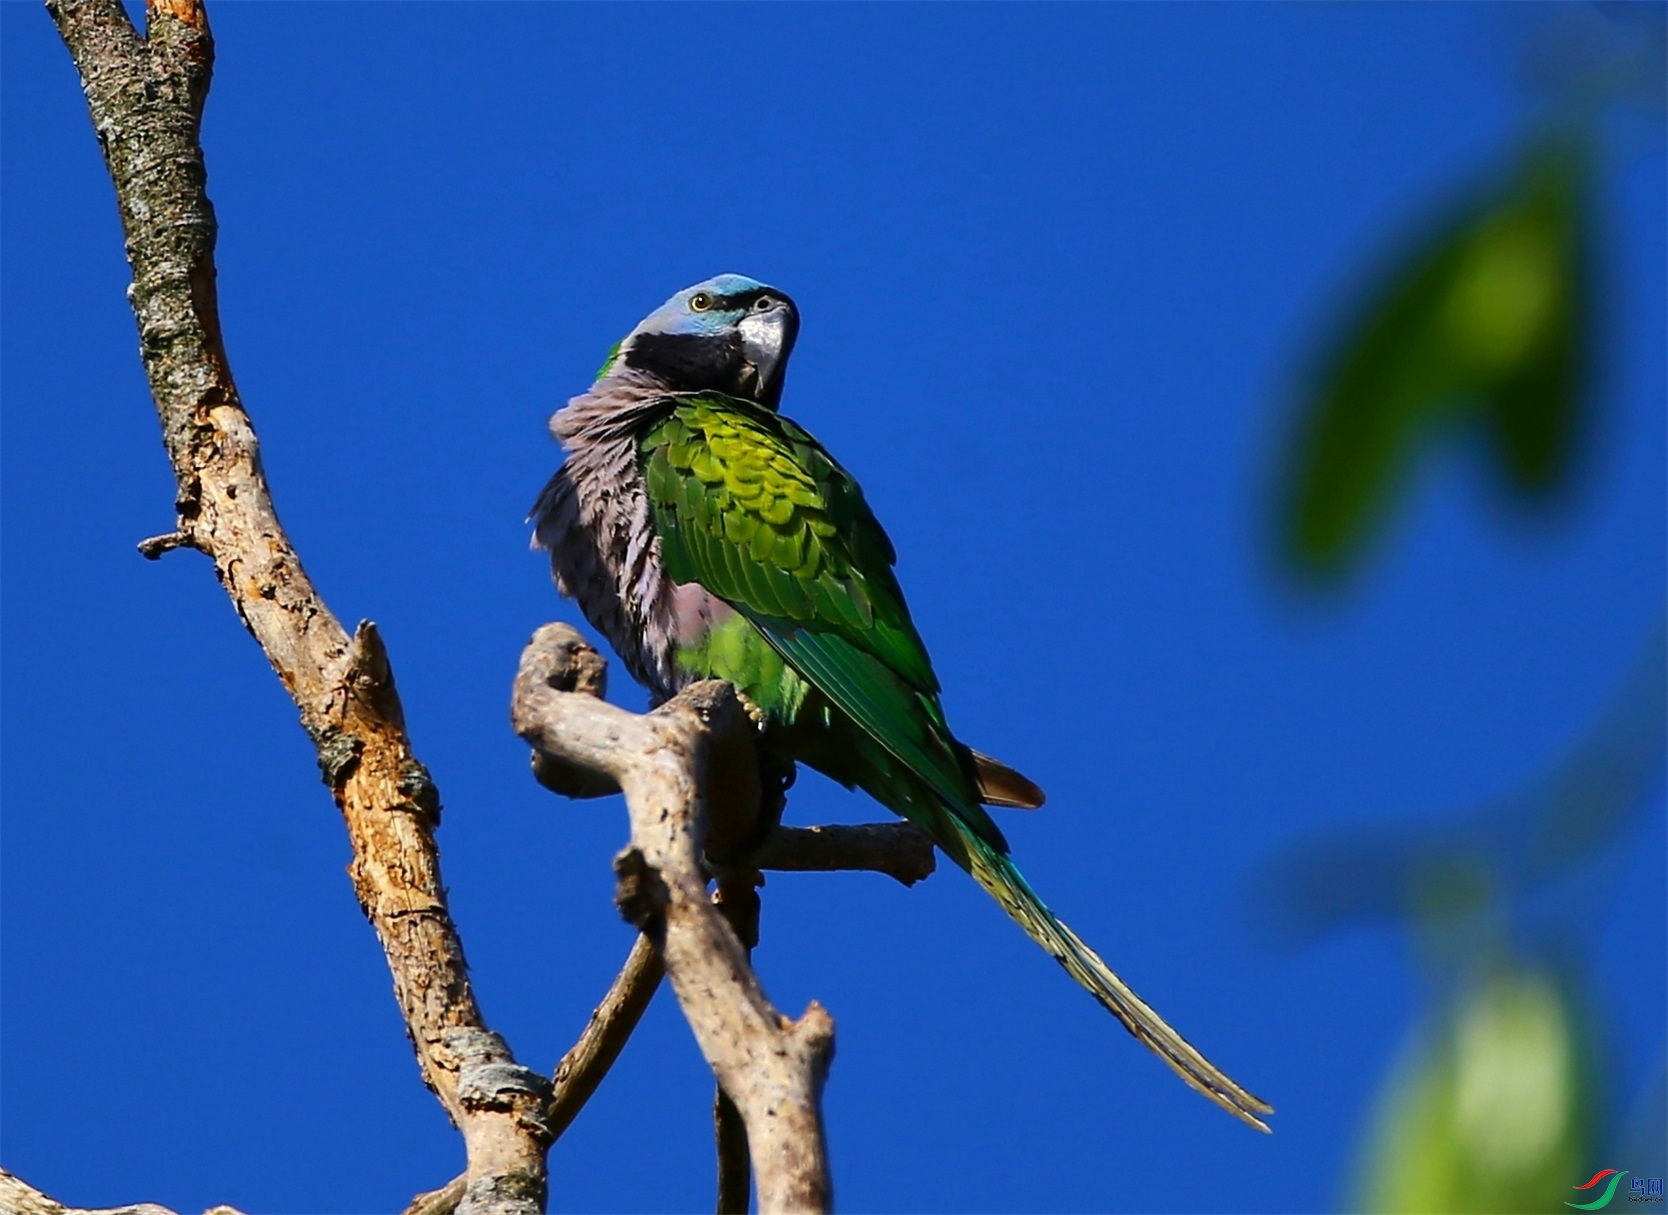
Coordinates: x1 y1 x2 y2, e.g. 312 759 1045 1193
624 330 741 386
712 289 797 314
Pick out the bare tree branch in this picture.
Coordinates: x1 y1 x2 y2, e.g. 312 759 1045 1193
713 874 763 1215
0 1169 244 1215
754 823 937 887
408 933 668 1215
520 632 934 886
512 628 932 1210
714 1084 752 1215
404 1176 469 1215
548 933 666 1140
513 625 835 1213
46 2 551 1209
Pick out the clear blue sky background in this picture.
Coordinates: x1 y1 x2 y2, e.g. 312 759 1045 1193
3 4 1663 1213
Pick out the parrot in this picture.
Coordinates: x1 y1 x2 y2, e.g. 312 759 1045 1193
530 273 1272 1131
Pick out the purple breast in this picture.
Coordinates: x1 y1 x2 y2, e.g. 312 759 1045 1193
670 581 735 646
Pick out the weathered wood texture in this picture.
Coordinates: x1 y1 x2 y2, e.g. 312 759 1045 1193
44 2 551 1211
513 625 836 1214
0 1169 243 1215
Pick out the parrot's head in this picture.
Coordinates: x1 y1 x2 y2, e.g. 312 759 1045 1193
604 274 800 410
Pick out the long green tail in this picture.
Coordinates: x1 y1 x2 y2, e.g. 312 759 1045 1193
817 727 1273 1129
940 812 1274 1131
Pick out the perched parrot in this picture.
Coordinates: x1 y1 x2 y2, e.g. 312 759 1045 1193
531 274 1272 1130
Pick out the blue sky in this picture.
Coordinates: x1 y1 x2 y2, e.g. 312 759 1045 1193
3 4 1663 1212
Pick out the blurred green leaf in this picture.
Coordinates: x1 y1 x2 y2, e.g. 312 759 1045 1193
1475 146 1588 493
1354 962 1594 1214
1280 137 1591 578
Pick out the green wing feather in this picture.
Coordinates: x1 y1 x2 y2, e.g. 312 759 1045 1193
640 391 1275 1131
642 392 998 838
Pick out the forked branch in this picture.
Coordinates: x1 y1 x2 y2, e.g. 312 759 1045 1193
513 625 835 1213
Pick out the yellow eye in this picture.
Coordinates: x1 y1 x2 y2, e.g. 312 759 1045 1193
689 292 713 312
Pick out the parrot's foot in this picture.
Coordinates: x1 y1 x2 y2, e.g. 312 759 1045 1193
734 689 770 730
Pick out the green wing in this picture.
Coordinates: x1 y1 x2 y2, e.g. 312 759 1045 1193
642 392 985 823
644 398 1276 1132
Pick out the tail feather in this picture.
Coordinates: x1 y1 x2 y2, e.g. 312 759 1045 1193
967 747 1047 809
945 815 1274 1132
829 729 1272 1129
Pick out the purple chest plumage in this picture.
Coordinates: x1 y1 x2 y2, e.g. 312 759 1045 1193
530 374 730 704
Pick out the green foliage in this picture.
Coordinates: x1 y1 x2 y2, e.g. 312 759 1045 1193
1281 137 1590 578
1254 626 1664 1211
1354 964 1593 1214
1264 14 1662 1207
